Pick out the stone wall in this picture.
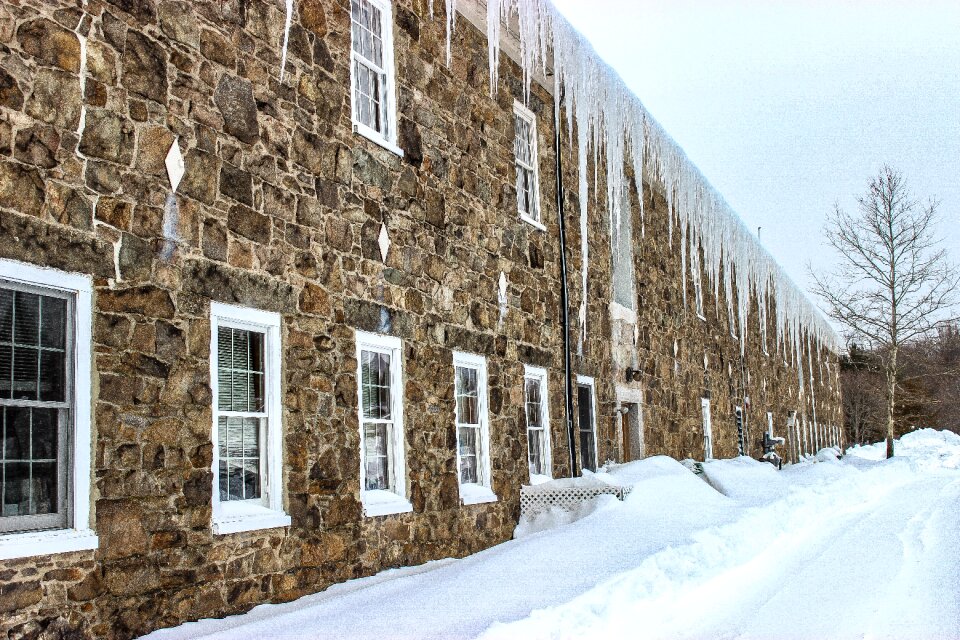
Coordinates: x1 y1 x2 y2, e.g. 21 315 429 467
0 0 841 638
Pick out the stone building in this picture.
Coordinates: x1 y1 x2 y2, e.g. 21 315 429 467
0 0 842 637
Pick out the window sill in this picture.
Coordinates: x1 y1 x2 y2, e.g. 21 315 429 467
519 213 546 231
212 503 291 535
0 528 99 561
353 122 404 158
362 490 413 517
459 484 498 505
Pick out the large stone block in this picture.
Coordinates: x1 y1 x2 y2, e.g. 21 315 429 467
0 160 45 217
16 18 81 72
214 74 259 144
79 109 135 165
0 68 23 109
158 1 199 47
26 67 82 130
122 30 168 104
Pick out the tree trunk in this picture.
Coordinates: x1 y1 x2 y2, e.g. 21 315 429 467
886 349 897 459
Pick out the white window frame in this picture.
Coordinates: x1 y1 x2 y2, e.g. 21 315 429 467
349 0 403 157
210 302 290 535
701 397 714 461
523 365 552 484
513 100 544 230
355 330 411 517
576 375 598 473
453 351 496 505
0 259 97 560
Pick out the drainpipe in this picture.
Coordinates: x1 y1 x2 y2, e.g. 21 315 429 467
554 86 579 477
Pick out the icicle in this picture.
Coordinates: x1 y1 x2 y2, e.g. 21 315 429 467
444 0 457 67
498 271 509 326
464 0 841 359
279 0 293 83
486 0 503 97
73 8 89 160
161 193 179 261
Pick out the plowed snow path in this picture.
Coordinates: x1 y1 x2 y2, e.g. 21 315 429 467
144 431 960 640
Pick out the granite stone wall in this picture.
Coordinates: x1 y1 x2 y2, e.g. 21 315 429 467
0 1 841 637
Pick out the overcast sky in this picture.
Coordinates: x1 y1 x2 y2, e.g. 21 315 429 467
552 0 960 313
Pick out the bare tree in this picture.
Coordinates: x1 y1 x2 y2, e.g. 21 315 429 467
840 347 886 445
811 166 959 457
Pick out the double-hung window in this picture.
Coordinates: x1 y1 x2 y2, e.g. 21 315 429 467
356 331 411 516
350 0 402 156
576 376 598 473
0 259 96 560
523 365 551 483
210 302 289 535
513 101 542 228
454 352 496 504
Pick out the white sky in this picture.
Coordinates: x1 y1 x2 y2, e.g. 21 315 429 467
552 0 960 307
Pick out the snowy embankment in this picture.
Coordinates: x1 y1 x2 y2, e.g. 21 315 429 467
144 430 960 640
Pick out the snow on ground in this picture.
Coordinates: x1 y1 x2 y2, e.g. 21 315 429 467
143 430 960 640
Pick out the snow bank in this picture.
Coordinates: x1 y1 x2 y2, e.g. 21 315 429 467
142 431 960 640
516 456 725 540
699 456 785 505
847 428 960 470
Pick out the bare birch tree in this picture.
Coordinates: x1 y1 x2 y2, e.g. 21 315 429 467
811 166 959 457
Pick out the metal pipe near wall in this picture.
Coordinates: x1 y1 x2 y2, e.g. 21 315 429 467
554 86 578 477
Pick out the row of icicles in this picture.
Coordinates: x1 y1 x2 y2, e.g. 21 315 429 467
273 0 841 370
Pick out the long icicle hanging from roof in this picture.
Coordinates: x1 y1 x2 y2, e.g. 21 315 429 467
472 0 841 361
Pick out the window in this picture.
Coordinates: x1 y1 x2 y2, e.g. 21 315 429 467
523 366 551 483
0 259 96 560
513 101 542 228
350 0 402 156
454 352 496 504
576 376 597 473
356 331 411 516
210 302 289 535
701 398 714 461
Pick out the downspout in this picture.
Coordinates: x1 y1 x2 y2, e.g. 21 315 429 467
554 85 579 477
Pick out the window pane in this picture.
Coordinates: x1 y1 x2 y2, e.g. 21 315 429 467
217 416 262 501
30 408 57 460
39 350 65 402
11 346 38 400
217 327 265 413
364 422 389 491
528 429 543 476
577 384 596 472
40 297 66 350
243 459 260 500
13 291 40 346
361 350 391 420
580 430 596 473
3 406 28 459
226 461 244 501
2 462 29 516
0 288 12 342
31 461 57 514
525 378 542 429
459 425 478 484
0 344 10 399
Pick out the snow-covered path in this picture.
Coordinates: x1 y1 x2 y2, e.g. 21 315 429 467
144 430 960 640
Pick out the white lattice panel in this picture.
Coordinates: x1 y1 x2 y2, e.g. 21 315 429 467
520 485 634 519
